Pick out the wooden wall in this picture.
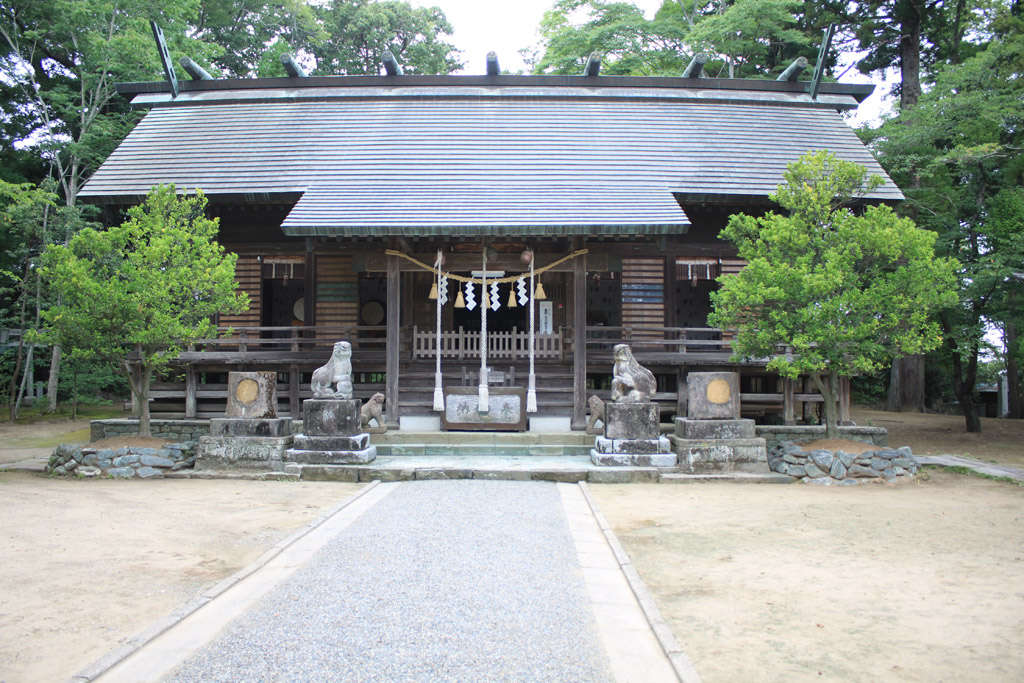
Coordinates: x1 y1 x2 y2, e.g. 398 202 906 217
621 257 665 335
219 254 262 329
314 253 358 336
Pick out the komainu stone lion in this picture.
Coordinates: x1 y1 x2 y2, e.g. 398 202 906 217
311 341 354 399
587 394 605 430
360 392 386 430
611 343 657 403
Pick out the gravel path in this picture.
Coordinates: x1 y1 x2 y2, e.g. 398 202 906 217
167 480 614 683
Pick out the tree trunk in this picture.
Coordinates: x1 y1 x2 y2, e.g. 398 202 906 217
1005 322 1022 419
46 344 61 412
886 354 926 412
811 372 840 439
138 367 152 437
899 3 923 111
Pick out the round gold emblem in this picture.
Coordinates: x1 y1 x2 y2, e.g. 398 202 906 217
236 378 259 404
706 378 731 404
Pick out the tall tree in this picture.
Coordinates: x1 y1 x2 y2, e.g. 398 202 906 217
864 5 1024 431
40 187 247 437
311 0 461 75
708 151 957 439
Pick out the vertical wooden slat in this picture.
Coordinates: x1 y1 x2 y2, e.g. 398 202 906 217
783 377 795 425
185 365 197 418
621 256 664 338
220 255 262 331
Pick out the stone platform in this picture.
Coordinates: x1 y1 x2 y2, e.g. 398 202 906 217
197 435 293 471
669 416 769 474
287 398 377 465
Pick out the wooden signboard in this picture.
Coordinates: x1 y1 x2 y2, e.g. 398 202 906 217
441 387 528 431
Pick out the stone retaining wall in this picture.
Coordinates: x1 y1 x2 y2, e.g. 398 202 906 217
90 419 211 442
46 443 197 478
756 425 888 452
768 441 918 485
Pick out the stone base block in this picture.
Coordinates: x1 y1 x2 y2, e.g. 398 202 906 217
197 435 293 470
604 402 660 440
669 436 769 473
285 446 377 465
293 433 370 451
595 436 671 454
210 418 292 438
302 398 361 436
590 451 677 467
675 418 755 440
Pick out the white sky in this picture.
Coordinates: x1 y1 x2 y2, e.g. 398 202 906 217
410 0 894 127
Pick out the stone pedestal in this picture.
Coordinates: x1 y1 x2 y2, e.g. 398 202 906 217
591 402 676 467
287 398 376 465
196 372 294 470
670 416 768 473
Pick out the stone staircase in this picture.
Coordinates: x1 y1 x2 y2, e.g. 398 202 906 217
372 430 594 456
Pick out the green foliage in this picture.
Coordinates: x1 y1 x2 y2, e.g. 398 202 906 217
311 0 461 75
528 0 838 78
861 6 1024 429
39 186 247 434
709 151 958 435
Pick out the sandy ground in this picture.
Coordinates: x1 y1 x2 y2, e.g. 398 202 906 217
0 473 360 683
593 473 1024 682
851 406 1024 467
1 410 1022 682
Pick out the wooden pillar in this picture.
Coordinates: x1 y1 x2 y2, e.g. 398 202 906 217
184 364 197 418
676 367 688 419
783 377 795 425
385 240 401 428
303 238 316 329
289 363 300 417
571 236 587 430
839 376 852 425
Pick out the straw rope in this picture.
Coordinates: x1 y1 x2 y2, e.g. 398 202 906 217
384 249 588 284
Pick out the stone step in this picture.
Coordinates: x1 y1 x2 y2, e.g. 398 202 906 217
660 472 793 484
376 444 593 457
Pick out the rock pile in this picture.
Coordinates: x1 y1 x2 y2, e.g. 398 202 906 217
45 443 197 478
768 441 920 485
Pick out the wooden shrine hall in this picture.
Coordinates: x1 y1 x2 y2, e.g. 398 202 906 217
80 59 901 430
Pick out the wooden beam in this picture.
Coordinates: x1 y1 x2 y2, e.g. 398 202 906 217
486 51 500 76
571 236 587 430
385 240 401 427
682 52 708 78
280 53 307 78
179 57 214 81
289 363 300 417
777 56 808 82
583 52 601 77
382 50 403 76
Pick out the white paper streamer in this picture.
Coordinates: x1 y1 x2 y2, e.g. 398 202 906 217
490 282 500 311
517 277 528 306
438 275 448 305
464 281 477 311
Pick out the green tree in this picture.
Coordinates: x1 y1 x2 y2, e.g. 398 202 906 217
528 0 840 78
708 151 958 438
311 0 461 75
40 186 247 436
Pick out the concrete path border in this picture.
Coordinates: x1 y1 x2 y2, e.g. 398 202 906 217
574 482 702 683
917 454 1024 482
72 481 390 683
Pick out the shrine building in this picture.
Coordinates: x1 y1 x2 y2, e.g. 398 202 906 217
80 61 901 430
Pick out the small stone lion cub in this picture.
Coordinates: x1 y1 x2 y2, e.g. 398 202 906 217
610 343 657 403
311 341 353 399
587 394 605 431
360 392 386 430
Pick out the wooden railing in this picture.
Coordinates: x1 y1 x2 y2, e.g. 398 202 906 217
584 326 733 354
183 326 388 356
411 326 562 360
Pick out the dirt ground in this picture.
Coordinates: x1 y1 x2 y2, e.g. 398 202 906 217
0 410 1022 682
0 472 360 682
593 473 1024 682
851 406 1024 468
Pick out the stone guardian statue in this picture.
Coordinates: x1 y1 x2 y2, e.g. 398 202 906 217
610 344 657 403
311 341 354 399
